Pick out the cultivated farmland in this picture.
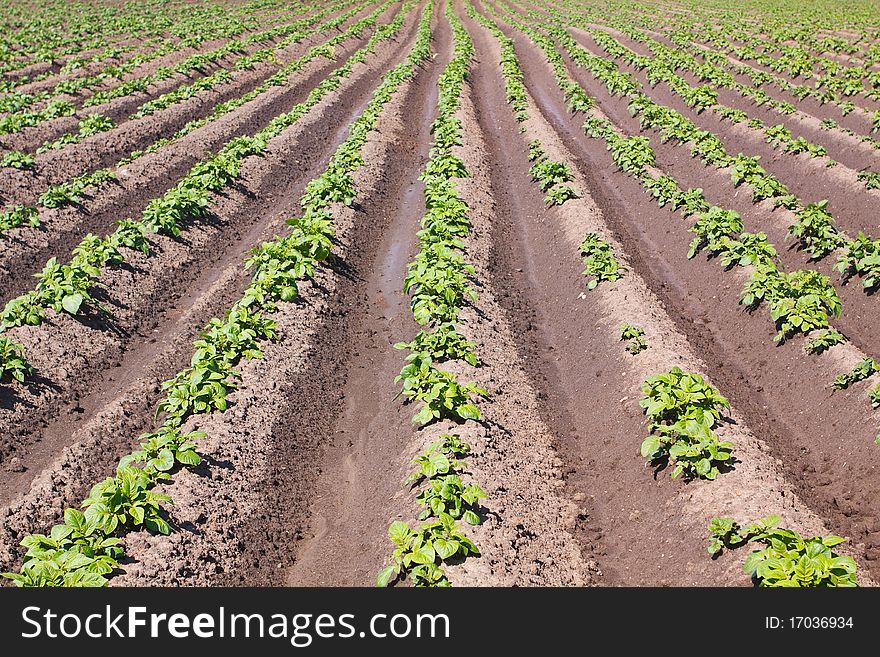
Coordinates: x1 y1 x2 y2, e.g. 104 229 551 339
0 0 878 588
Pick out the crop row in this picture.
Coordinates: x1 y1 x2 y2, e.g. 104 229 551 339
2 1 336 158
0 1 197 78
0 1 303 115
1 0 431 588
0 0 299 84
378 3 486 588
611 0 880 91
493 1 880 410
533 1 880 217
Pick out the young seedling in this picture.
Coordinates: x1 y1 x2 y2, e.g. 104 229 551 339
805 328 846 355
619 324 647 354
545 185 578 206
639 367 733 480
833 357 879 390
0 336 31 383
580 232 622 289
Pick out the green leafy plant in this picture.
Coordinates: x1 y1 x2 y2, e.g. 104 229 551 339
529 159 573 191
378 432 483 588
119 426 204 473
545 185 578 206
0 336 31 383
1 150 34 169
833 357 879 390
805 328 846 354
620 324 647 354
527 139 545 162
688 206 742 259
2 508 123 587
869 384 880 409
34 256 101 317
718 232 777 269
394 323 479 366
377 516 479 587
639 367 733 480
395 354 487 425
0 204 40 231
857 170 880 190
834 233 880 291
156 359 241 425
741 265 842 342
83 466 171 535
580 232 622 289
789 200 844 259
606 133 655 175
708 515 858 587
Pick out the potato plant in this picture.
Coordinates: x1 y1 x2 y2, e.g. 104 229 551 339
378 434 484 587
580 232 623 289
639 367 733 480
832 357 879 390
805 328 846 354
0 336 31 383
708 516 858 587
619 324 646 355
0 204 40 232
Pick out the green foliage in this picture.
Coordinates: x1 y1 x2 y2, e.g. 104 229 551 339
790 200 843 259
857 170 880 190
394 323 479 367
0 336 31 383
1 150 35 169
708 516 858 587
620 324 647 354
639 367 733 480
832 357 879 390
527 139 544 162
805 328 845 354
718 232 777 269
33 256 101 317
529 159 573 191
378 434 483 587
834 232 880 291
688 206 743 259
156 359 241 425
741 266 841 342
377 516 479 588
120 426 204 473
545 185 578 206
395 354 487 426
606 133 655 175
869 384 880 410
82 466 172 535
2 508 122 587
580 232 622 289
0 204 40 231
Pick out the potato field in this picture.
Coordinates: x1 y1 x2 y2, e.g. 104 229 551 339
0 0 879 588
